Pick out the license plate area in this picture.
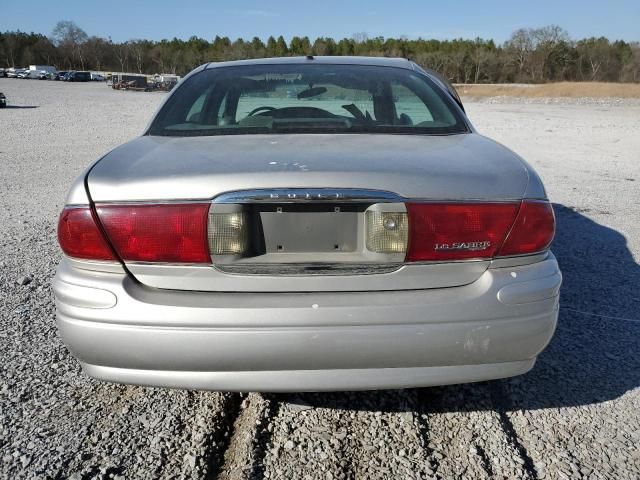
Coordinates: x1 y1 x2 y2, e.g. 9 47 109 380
259 204 361 253
209 199 407 268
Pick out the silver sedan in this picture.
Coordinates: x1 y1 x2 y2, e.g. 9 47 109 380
54 56 561 392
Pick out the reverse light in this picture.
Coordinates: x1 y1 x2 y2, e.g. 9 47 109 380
208 212 250 255
366 211 409 253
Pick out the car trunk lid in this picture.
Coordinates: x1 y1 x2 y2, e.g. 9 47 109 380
88 133 530 292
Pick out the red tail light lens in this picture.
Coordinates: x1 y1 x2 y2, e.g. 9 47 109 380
95 203 211 263
498 201 555 256
406 202 520 261
406 201 555 262
58 207 116 260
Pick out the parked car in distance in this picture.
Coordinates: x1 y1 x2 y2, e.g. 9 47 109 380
67 71 91 82
54 56 561 392
6 68 26 78
55 71 69 81
16 70 29 79
91 73 106 81
24 70 43 79
0 92 6 108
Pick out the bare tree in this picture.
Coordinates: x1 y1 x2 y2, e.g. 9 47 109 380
449 51 468 83
472 39 490 83
622 42 640 82
129 40 145 73
505 29 534 80
149 44 165 73
51 20 88 69
4 34 18 67
84 36 111 71
530 25 570 80
112 40 130 73
576 37 619 81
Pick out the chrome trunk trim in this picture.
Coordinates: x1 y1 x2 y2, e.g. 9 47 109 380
213 188 402 204
215 263 403 276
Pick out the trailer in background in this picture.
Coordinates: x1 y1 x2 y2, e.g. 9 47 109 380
29 65 57 73
151 73 181 91
111 73 148 91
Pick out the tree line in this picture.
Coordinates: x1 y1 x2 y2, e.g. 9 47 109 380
1 21 638 83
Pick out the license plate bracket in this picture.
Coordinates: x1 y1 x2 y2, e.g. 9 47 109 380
260 209 359 253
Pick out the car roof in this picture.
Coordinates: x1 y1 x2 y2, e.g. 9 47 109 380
204 56 415 70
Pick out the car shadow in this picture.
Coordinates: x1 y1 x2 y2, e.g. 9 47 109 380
281 204 640 413
3 105 39 109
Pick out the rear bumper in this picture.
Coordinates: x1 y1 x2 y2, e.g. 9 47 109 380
54 255 561 392
82 361 535 392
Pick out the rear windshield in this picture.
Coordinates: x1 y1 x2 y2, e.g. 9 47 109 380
148 64 468 136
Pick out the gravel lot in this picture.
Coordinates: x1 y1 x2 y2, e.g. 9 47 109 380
1 79 639 480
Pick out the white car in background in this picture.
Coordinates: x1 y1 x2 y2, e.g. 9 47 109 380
22 70 44 79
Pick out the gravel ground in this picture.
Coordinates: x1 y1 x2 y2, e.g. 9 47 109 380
1 79 639 479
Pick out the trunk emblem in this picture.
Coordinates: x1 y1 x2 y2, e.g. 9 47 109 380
269 192 345 200
434 241 491 251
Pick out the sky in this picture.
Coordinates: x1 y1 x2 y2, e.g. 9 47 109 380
2 0 638 43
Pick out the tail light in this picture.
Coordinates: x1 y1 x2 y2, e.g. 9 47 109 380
58 199 553 265
498 201 555 256
95 204 211 263
405 200 554 262
58 207 116 261
406 203 519 261
58 204 211 263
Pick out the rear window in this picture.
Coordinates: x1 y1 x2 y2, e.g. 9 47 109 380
148 63 468 137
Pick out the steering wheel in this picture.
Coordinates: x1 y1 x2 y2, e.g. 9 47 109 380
248 106 276 116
